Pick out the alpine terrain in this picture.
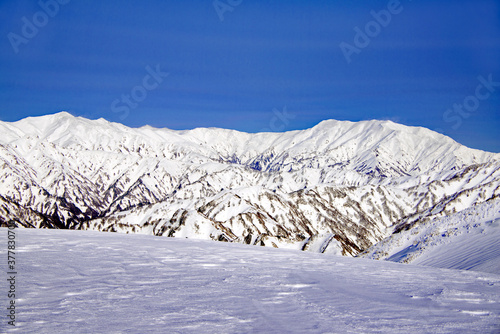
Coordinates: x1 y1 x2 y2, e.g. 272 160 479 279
1 112 499 257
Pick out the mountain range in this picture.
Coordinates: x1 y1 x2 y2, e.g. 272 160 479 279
1 112 499 256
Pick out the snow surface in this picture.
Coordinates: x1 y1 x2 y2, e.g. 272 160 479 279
1 229 499 333
362 199 500 275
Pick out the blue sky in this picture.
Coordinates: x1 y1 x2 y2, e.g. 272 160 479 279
1 0 499 152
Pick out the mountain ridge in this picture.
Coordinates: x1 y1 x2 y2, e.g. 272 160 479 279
4 112 498 176
1 112 499 255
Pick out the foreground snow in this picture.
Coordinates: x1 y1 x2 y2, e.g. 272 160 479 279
1 229 499 333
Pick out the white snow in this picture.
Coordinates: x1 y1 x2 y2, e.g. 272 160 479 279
362 199 500 275
3 113 498 182
413 218 500 274
1 228 499 333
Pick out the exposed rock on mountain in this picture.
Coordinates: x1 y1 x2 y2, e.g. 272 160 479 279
1 112 499 255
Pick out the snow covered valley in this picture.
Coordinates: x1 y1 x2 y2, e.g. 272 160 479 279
362 199 500 275
1 228 499 333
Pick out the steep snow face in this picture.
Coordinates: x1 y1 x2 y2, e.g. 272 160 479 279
361 199 500 275
5 228 500 333
0 112 499 255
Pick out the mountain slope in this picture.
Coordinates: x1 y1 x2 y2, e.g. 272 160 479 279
361 198 500 274
0 112 499 255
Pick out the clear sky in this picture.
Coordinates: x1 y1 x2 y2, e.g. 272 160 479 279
1 0 499 152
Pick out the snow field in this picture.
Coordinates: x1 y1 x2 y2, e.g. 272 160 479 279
1 228 499 333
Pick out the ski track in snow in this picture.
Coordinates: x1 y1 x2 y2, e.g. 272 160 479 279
1 229 499 333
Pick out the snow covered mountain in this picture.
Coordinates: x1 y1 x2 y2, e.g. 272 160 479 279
1 112 499 255
361 199 500 274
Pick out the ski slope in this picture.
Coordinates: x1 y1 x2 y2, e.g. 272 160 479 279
362 199 500 275
1 229 499 333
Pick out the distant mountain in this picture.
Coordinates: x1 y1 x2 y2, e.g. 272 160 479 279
1 112 499 255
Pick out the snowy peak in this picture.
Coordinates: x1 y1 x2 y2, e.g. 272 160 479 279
1 113 499 256
2 112 497 176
